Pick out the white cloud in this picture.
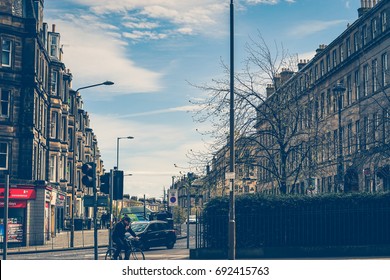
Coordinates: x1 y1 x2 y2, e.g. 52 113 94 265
117 105 200 118
88 113 203 197
122 21 160 29
65 1 229 37
46 15 163 94
298 51 316 61
289 20 347 38
177 27 193 35
245 0 278 4
122 30 167 40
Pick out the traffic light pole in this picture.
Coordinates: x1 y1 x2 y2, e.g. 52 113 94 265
81 162 98 259
93 163 98 260
108 169 114 252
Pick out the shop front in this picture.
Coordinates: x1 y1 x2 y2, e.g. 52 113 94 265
0 187 36 247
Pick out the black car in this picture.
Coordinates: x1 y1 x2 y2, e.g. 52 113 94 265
131 220 176 250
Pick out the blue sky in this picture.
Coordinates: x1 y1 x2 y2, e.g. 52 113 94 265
44 0 361 198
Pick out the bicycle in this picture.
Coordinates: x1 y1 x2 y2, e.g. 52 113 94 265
105 233 145 260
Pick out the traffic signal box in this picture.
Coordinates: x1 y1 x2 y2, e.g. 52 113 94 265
113 170 124 200
100 173 110 194
96 169 124 199
81 162 96 188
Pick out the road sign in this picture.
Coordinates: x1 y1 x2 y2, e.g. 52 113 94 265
168 189 178 206
225 172 235 180
84 195 108 207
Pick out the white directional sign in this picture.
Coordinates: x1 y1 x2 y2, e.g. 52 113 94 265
225 172 235 180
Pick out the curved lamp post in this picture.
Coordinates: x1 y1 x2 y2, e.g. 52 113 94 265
174 165 192 249
70 80 114 249
116 136 134 169
108 136 134 252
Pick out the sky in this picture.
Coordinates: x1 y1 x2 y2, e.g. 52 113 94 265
44 0 361 199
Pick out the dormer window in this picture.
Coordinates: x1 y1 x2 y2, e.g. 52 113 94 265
48 33 60 59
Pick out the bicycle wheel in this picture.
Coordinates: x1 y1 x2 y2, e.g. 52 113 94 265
105 248 116 260
130 248 145 260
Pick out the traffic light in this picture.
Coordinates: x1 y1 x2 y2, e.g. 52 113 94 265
81 162 95 188
100 172 110 194
113 170 124 200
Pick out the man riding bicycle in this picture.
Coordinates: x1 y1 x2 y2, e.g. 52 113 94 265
112 216 138 260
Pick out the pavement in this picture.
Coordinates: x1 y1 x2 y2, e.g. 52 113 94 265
2 228 187 255
2 229 110 254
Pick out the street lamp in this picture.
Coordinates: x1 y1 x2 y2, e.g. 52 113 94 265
76 81 114 92
116 136 134 169
121 173 133 213
70 80 114 248
228 0 236 260
108 136 134 251
173 166 192 249
114 136 134 219
333 83 346 193
179 182 191 249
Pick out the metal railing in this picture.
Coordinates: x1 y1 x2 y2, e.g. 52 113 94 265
197 205 390 249
0 228 109 254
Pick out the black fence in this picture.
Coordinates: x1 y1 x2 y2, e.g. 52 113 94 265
196 205 390 250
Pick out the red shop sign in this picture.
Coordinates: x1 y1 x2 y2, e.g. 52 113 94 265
0 200 27 208
0 188 36 200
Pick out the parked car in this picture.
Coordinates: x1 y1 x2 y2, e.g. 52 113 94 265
131 220 176 250
186 215 197 224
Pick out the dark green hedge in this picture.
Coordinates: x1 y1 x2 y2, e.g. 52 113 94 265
202 192 390 249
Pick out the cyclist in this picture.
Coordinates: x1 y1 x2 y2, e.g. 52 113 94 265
112 216 138 260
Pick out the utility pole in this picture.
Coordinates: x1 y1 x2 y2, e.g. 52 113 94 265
2 173 9 260
228 0 236 260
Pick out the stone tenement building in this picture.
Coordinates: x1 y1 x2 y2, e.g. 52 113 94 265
0 0 104 246
201 0 389 198
256 0 389 195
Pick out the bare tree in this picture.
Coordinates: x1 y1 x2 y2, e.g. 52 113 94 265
190 32 320 194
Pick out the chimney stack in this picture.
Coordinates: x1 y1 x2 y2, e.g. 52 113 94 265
280 68 295 84
358 0 377 17
316 44 327 55
298 59 309 71
52 24 56 32
266 84 275 98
